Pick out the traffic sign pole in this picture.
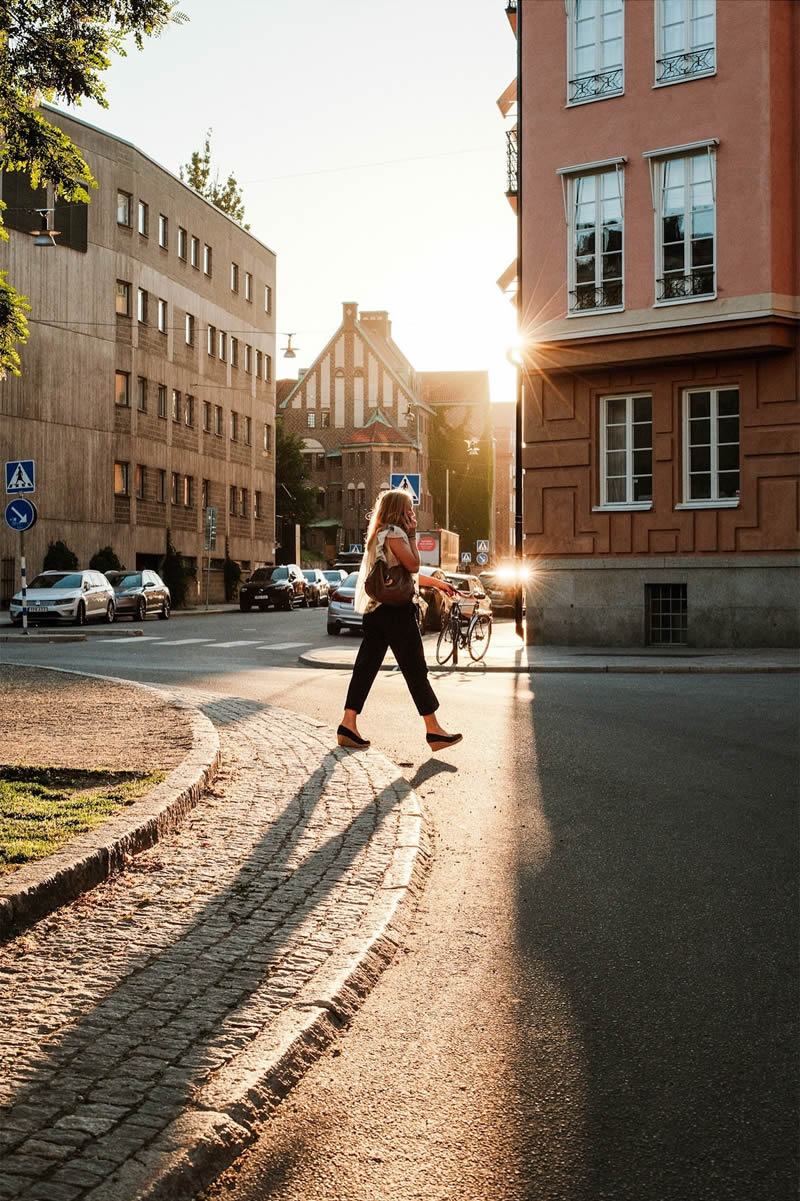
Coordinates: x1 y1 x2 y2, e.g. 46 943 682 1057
20 529 28 634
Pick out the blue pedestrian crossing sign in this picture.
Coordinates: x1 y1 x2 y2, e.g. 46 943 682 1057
390 473 421 505
477 539 489 553
5 459 35 494
5 498 38 532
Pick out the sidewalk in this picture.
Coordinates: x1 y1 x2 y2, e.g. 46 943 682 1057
303 620 800 674
0 668 428 1201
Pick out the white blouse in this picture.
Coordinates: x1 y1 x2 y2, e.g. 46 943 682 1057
354 524 414 614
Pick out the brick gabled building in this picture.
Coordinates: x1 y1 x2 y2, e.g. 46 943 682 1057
278 303 434 560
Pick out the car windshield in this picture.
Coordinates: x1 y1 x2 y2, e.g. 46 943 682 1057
29 573 83 589
341 573 359 589
302 571 316 582
251 568 272 581
117 573 142 588
270 567 289 581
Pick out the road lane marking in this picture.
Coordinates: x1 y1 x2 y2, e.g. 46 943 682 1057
154 638 216 646
256 641 311 651
101 636 163 644
212 640 260 648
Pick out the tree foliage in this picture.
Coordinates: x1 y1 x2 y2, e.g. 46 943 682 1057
428 408 493 558
42 539 78 571
276 421 316 528
179 130 248 228
0 1 187 378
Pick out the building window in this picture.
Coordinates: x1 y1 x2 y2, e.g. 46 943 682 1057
185 313 195 346
135 464 146 499
218 330 226 361
203 244 212 276
116 280 131 316
347 485 355 509
358 451 366 466
254 490 262 519
115 371 130 407
178 226 187 260
244 344 252 373
116 190 132 226
190 235 199 268
264 353 272 383
207 324 215 356
203 400 212 431
568 0 624 105
653 148 715 302
114 461 129 495
264 284 272 314
307 411 316 429
201 478 209 508
157 469 166 503
137 199 149 236
245 272 252 302
172 389 181 421
320 410 330 428
240 487 248 518
255 349 262 377
646 583 688 646
157 298 167 333
315 452 326 471
214 405 223 436
244 415 252 445
682 387 739 504
567 168 623 312
381 451 390 466
317 488 325 510
137 376 147 412
184 395 194 427
137 288 148 324
656 0 715 85
229 484 237 516
230 337 239 368
183 475 193 507
171 472 180 504
263 423 272 452
158 213 168 248
158 384 167 419
231 262 239 292
230 411 238 441
599 394 652 506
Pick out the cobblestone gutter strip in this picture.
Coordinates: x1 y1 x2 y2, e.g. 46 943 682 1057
0 677 220 940
88 788 430 1201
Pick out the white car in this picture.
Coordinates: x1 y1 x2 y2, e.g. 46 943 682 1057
9 569 116 626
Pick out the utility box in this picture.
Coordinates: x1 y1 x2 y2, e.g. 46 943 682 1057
416 529 459 571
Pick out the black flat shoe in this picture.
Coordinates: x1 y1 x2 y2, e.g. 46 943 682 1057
426 732 463 752
337 725 370 749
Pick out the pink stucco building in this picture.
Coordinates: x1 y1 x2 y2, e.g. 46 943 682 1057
506 0 799 645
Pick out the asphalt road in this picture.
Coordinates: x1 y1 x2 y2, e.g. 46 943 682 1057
2 611 798 1200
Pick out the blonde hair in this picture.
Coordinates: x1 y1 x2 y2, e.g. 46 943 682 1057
365 489 413 551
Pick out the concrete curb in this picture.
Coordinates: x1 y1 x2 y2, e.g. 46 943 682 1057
298 650 800 675
83 751 431 1201
0 670 221 940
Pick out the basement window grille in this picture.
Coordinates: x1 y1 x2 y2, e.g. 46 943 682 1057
646 584 687 646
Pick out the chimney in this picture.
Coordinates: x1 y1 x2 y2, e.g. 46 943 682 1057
358 310 391 340
342 302 358 328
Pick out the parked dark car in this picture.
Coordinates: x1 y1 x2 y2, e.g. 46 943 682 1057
238 566 276 612
251 564 309 611
302 569 331 607
419 568 454 632
105 569 170 621
478 570 524 616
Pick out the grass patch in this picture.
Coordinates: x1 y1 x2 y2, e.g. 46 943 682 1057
0 765 165 875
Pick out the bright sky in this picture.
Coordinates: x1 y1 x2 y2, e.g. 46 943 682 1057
67 0 518 403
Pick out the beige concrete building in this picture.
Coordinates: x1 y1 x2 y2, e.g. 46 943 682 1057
0 108 277 605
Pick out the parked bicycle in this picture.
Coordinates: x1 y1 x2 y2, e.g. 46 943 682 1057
435 599 492 665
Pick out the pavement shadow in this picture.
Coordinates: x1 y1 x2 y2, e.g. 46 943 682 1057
509 672 800 1200
1 700 415 1194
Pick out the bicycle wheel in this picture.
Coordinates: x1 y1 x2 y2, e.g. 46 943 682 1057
436 618 457 665
468 614 492 662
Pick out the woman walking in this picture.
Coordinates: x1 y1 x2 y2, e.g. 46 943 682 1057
337 488 463 753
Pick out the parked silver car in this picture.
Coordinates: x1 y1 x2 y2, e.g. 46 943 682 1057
327 571 362 635
9 569 116 626
105 569 170 621
302 569 331 607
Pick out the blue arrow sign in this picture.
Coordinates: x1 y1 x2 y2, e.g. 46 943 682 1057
6 459 35 494
476 553 488 565
5 498 38 531
390 473 421 505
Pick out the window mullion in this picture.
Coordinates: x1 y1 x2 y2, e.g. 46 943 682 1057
710 389 719 499
625 399 634 503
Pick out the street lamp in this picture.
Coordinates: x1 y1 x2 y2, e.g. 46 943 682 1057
29 209 59 247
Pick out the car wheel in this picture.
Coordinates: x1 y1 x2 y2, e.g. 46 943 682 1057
282 597 292 611
136 597 146 622
311 593 319 608
105 601 115 624
327 621 340 635
239 598 252 612
74 601 86 627
158 598 170 620
301 592 309 609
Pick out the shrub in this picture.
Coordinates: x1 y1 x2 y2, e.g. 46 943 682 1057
160 533 189 608
89 546 123 573
42 540 78 571
223 553 241 601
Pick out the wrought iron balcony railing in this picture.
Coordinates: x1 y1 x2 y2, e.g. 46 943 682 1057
657 270 714 302
656 46 715 83
505 128 518 196
568 68 623 103
569 282 623 312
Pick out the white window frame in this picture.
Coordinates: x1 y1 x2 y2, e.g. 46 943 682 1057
190 236 200 268
678 385 740 508
264 284 272 314
115 280 131 317
137 199 149 237
157 298 167 333
558 159 626 316
231 262 239 292
177 226 187 260
594 393 653 510
645 141 717 306
245 272 252 302
137 288 148 324
116 190 131 226
158 213 168 248
185 312 194 346
567 0 624 107
655 0 716 88
203 244 212 276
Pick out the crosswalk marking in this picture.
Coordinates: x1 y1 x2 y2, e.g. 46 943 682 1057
102 636 163 644
256 641 311 651
212 640 260 648
155 638 215 646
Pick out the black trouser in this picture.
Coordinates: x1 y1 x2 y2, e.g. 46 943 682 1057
345 602 439 716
